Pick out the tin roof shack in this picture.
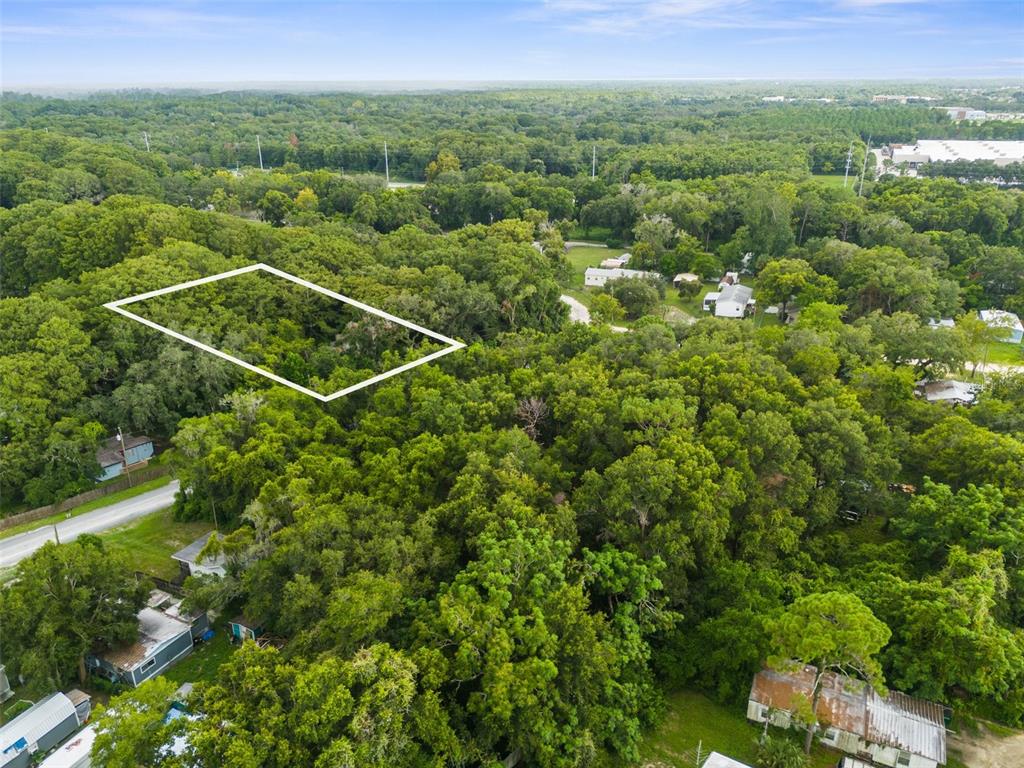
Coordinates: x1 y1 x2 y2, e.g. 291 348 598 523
88 591 207 687
171 532 227 578
748 666 947 768
0 692 88 768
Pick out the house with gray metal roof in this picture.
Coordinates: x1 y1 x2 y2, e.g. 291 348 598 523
0 692 89 768
172 532 227 578
748 666 947 768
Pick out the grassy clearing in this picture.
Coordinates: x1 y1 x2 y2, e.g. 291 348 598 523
634 690 840 768
99 507 213 581
163 618 235 687
812 173 858 192
564 245 629 289
982 341 1024 365
0 475 174 540
567 225 614 242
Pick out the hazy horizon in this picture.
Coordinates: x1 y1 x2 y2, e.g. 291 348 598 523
3 1 1022 90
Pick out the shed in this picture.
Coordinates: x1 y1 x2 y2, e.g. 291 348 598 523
172 532 227 578
915 379 979 406
95 434 154 482
0 693 83 768
979 309 1023 344
703 752 753 768
229 615 266 642
673 272 700 286
927 318 955 330
714 284 754 318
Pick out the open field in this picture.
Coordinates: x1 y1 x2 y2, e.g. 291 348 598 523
633 690 840 768
99 508 214 581
982 341 1024 365
564 245 630 288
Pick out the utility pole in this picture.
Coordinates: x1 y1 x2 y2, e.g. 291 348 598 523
53 524 60 546
843 141 853 188
384 141 390 185
857 136 871 197
256 135 264 171
142 131 151 152
117 426 133 488
591 144 597 179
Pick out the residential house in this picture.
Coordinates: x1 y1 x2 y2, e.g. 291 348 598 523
717 271 740 290
705 284 755 318
88 591 207 687
0 692 90 768
95 434 155 482
979 309 1023 344
172 532 227 578
748 666 947 768
584 267 659 288
915 380 979 406
703 753 753 768
926 318 955 330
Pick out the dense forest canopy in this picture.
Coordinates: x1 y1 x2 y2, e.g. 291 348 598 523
1 84 1023 767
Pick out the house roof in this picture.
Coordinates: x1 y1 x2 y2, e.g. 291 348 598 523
917 379 979 405
95 434 153 467
979 309 1024 332
229 614 265 630
0 693 76 758
750 666 946 764
171 532 226 568
584 267 659 281
674 272 700 283
717 284 754 305
703 752 753 768
100 607 191 673
36 725 96 768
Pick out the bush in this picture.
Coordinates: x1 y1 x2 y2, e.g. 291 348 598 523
756 734 808 768
605 277 661 319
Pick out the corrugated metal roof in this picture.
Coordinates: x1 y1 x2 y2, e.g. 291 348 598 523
866 688 946 764
37 725 95 768
0 693 76 757
750 666 946 763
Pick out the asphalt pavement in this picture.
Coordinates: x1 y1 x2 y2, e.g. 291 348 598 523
0 480 181 568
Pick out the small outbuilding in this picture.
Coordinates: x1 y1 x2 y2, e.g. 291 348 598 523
915 379 979 406
0 692 88 768
702 752 753 768
979 309 1023 344
228 615 266 643
673 272 701 287
172 532 227 578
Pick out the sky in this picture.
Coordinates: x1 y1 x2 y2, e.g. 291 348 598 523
2 0 1022 89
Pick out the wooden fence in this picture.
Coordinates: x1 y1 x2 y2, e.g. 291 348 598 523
0 465 172 532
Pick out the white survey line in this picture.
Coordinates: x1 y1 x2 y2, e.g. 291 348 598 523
104 263 465 402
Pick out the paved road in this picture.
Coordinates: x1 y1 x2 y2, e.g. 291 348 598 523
0 480 180 568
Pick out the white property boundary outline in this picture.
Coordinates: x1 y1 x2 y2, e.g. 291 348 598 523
104 263 466 402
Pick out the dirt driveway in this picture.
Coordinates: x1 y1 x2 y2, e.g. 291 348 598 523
949 724 1024 768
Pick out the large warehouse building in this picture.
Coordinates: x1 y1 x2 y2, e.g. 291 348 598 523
886 140 1024 169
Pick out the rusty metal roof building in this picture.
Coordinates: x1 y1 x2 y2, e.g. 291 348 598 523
750 666 946 765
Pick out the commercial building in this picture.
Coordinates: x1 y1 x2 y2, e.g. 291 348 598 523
885 140 1024 169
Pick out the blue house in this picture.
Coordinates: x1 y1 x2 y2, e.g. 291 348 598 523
0 692 89 768
88 591 207 687
95 434 155 482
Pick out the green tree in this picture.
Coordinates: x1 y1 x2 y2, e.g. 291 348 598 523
92 678 184 768
767 591 891 753
258 189 292 226
0 538 149 686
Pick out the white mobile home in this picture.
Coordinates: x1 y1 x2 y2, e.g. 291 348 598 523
584 267 659 288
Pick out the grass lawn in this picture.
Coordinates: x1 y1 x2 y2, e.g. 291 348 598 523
99 507 213 581
0 474 174 540
982 341 1024 366
634 690 841 768
163 618 235 686
811 174 858 193
564 245 629 289
566 225 614 242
